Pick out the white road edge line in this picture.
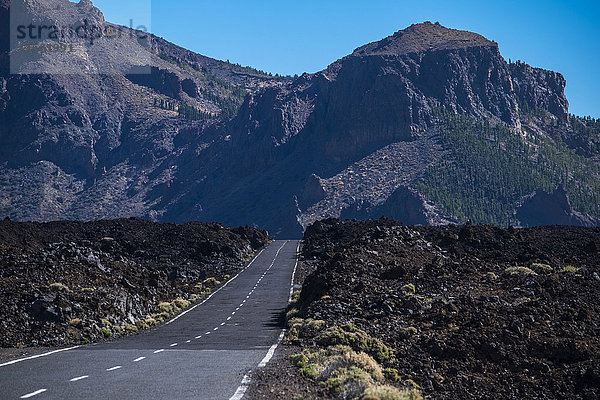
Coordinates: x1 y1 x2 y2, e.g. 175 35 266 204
0 346 80 368
166 247 266 325
228 374 251 400
106 366 122 371
258 330 286 368
69 375 89 382
229 240 298 400
20 389 47 398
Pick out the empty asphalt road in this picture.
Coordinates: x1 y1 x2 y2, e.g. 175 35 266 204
0 240 299 400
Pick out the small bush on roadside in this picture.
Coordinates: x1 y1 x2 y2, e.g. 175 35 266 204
361 385 422 400
203 277 220 288
173 298 190 310
322 367 373 398
383 368 401 382
158 302 173 313
316 324 393 364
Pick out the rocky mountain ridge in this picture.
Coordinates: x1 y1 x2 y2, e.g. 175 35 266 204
0 0 598 236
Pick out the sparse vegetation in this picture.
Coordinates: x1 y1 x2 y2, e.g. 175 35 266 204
361 385 422 400
400 327 418 337
49 283 70 293
531 263 554 274
202 277 221 288
316 324 393 364
69 318 82 327
173 298 190 310
559 265 580 273
505 266 537 276
401 284 416 295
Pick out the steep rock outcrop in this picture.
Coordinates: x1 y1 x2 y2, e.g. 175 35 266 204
517 186 600 227
340 185 456 225
509 61 569 120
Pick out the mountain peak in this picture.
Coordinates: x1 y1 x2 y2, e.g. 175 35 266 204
352 21 496 57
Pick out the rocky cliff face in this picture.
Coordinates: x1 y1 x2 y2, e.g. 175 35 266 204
0 2 598 235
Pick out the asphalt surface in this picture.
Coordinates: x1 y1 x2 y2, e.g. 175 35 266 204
0 240 299 400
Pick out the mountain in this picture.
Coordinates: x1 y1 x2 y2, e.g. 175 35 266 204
1 1 599 236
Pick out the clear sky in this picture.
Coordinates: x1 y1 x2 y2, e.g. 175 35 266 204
93 0 599 118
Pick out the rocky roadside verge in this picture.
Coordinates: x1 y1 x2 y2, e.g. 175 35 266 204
0 218 269 351
248 218 600 400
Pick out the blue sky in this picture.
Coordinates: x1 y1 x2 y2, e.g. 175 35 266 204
93 0 599 117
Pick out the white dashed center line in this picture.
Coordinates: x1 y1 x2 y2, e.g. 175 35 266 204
20 389 47 398
170 343 178 347
106 366 122 371
213 327 219 331
69 375 88 382
153 349 164 354
205 331 211 335
186 340 191 343
133 357 146 362
195 335 202 339
227 316 232 320
220 322 226 326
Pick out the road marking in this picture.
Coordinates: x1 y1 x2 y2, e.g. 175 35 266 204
213 327 219 331
229 374 251 400
229 240 292 400
258 330 286 367
106 366 122 371
220 322 226 326
227 316 232 320
69 375 89 382
20 389 47 398
195 336 202 339
0 346 80 368
170 343 178 347
166 248 266 325
133 357 146 362
288 240 301 302
205 332 211 335
186 340 191 343
153 349 164 354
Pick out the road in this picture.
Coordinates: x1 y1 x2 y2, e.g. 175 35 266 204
0 240 299 400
